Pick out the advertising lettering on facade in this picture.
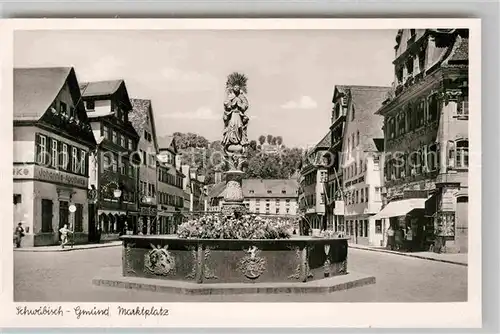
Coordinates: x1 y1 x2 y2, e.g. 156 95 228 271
13 166 34 178
140 206 158 216
13 165 87 188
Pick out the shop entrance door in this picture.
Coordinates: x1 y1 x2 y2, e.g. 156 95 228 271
59 201 69 242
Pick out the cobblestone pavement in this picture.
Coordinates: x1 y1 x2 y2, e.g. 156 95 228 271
14 247 467 302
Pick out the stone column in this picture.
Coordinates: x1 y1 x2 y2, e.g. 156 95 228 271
146 217 151 235
221 170 246 218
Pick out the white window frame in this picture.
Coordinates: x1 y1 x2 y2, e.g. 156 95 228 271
51 139 58 168
62 144 68 170
80 150 86 175
72 147 78 173
39 135 47 164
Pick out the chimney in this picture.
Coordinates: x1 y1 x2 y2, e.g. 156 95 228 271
214 171 222 184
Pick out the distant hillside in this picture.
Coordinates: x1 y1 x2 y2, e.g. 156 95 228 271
170 132 304 184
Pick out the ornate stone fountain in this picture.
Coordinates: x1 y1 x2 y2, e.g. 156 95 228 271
93 73 375 295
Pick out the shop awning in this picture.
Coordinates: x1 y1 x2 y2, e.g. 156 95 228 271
372 198 427 220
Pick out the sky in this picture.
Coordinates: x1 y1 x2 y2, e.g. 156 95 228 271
14 29 396 148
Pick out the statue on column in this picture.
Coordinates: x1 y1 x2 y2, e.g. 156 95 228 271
222 72 250 170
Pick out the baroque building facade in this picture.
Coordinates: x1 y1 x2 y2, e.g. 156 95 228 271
298 133 330 234
338 85 390 246
13 67 96 246
82 79 141 241
156 136 186 234
207 179 299 216
374 29 469 253
129 98 159 234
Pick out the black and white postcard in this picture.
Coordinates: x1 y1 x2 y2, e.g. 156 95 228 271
0 18 481 328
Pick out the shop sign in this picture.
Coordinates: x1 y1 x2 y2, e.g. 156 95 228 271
140 207 158 216
13 165 34 178
441 189 457 211
15 165 87 188
36 166 87 188
333 201 344 215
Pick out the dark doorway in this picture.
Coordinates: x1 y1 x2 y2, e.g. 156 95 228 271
88 203 98 242
41 199 53 233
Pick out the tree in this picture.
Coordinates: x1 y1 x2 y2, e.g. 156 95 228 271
266 134 273 145
271 137 277 145
276 136 283 146
258 135 266 145
249 140 257 151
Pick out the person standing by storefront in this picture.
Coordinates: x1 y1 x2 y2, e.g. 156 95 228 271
386 225 395 250
14 222 25 248
406 227 414 252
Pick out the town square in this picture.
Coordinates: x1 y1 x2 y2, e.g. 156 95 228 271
12 27 469 302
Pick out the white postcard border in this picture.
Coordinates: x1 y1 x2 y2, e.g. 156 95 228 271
0 18 481 328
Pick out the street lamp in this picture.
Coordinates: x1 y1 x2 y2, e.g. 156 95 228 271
113 188 122 199
68 204 77 248
111 185 128 235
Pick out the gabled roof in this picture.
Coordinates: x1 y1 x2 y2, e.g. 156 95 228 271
14 67 74 121
129 98 159 152
443 35 468 66
80 79 133 111
158 135 178 153
313 131 332 151
80 80 123 97
345 85 391 151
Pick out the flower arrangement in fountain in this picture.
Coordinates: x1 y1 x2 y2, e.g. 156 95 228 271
177 214 294 240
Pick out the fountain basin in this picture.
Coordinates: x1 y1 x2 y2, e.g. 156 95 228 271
119 235 349 284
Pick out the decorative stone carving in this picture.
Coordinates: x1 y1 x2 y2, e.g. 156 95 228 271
224 180 244 202
440 89 463 104
222 72 250 168
124 242 136 275
238 246 266 280
186 245 218 281
144 244 176 276
288 247 313 280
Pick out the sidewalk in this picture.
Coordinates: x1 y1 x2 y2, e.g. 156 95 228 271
349 244 468 266
14 241 122 252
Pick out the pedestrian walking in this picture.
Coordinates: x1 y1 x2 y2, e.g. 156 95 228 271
59 224 72 249
14 222 25 248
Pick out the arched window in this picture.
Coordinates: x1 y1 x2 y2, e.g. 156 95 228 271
456 140 469 168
